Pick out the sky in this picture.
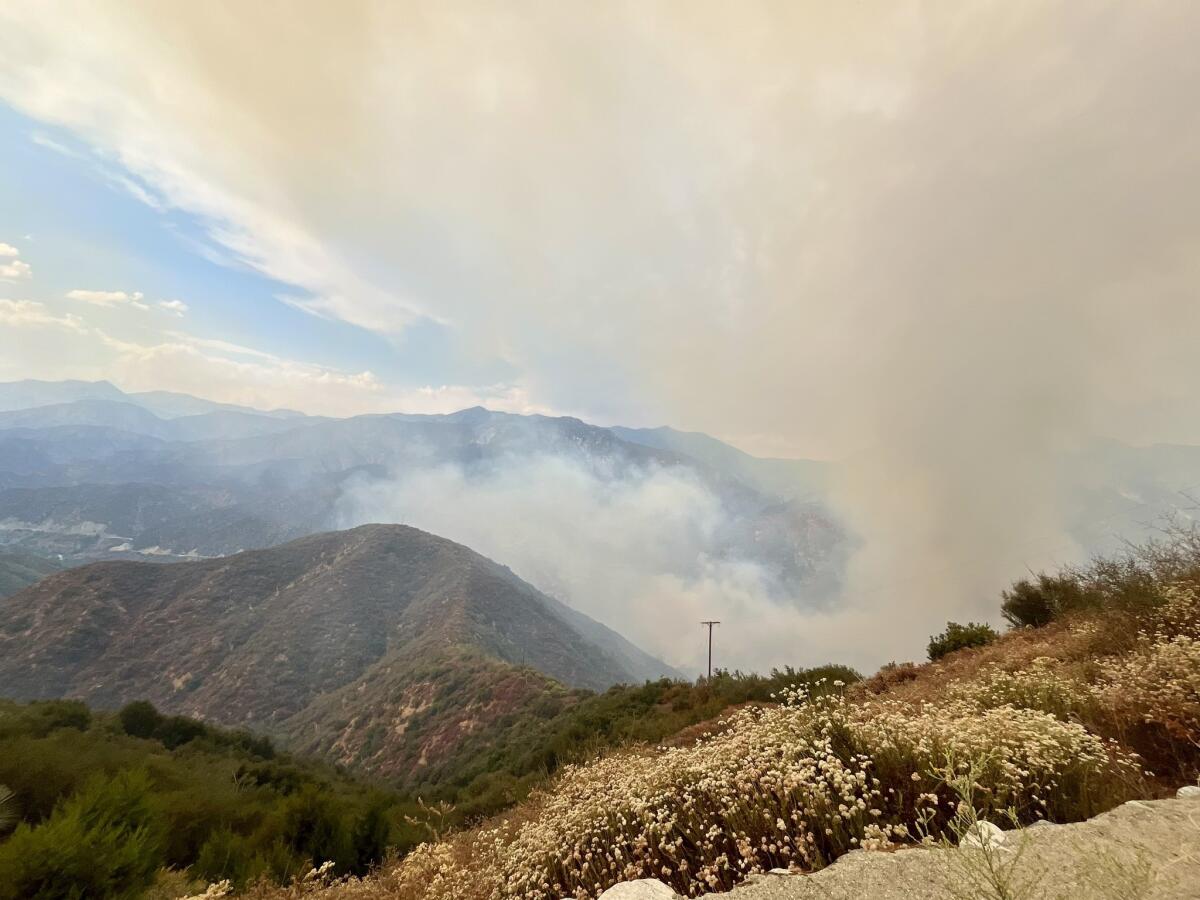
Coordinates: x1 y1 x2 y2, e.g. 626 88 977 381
0 96 537 420
2 1 1200 666
2 2 1199 454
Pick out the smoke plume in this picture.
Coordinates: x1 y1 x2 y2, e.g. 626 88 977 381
5 2 1200 669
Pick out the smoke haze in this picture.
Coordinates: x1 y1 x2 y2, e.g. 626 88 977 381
4 2 1200 669
336 457 805 673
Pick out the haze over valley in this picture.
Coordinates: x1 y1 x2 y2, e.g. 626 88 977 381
2 378 1199 673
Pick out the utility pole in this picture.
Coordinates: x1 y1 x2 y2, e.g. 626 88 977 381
700 620 720 680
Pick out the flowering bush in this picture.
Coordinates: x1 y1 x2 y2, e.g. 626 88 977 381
1091 584 1200 743
944 657 1095 723
251 680 1137 900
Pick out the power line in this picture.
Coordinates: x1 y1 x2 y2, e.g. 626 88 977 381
700 624 715 681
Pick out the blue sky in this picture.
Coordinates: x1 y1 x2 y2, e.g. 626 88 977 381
0 102 520 402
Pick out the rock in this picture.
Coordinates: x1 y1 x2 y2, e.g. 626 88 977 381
959 820 1006 851
598 879 682 900
1176 785 1200 800
768 868 791 875
1028 819 1057 828
721 798 1200 900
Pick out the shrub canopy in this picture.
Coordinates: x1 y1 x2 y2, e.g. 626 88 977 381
927 621 999 661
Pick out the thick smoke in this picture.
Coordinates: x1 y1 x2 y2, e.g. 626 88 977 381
335 457 853 674
6 3 1200 669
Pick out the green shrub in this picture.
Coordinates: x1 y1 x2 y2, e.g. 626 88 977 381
0 698 408 895
0 699 91 740
1000 524 1200 632
276 785 354 872
194 828 256 888
350 799 394 875
0 769 164 900
155 715 207 750
927 621 999 661
118 701 165 740
1001 572 1097 627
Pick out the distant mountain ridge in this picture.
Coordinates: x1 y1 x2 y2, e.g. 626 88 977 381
0 379 303 419
4 379 1196 620
0 548 62 598
610 425 829 500
0 380 846 615
0 524 680 780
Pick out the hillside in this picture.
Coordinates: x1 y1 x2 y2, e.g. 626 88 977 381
610 425 828 500
249 532 1200 900
0 379 300 419
0 524 678 782
0 549 61 597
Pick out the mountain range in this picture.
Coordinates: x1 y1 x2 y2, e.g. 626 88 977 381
2 379 1196 581
0 523 677 782
0 379 848 611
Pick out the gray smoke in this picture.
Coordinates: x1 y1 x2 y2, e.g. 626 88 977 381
336 456 808 674
6 2 1200 670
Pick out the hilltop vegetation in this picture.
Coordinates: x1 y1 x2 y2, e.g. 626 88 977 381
250 531 1200 900
0 664 859 898
0 699 426 899
407 663 861 820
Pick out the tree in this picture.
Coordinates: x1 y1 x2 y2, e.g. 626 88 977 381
350 799 393 875
278 785 354 872
1001 573 1094 628
155 715 207 750
927 621 999 661
194 828 255 888
117 701 164 740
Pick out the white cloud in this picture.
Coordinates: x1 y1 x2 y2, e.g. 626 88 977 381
0 298 85 332
66 289 149 310
31 130 164 208
0 302 542 419
0 260 30 281
29 131 78 158
0 242 30 281
97 329 547 417
157 299 188 315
